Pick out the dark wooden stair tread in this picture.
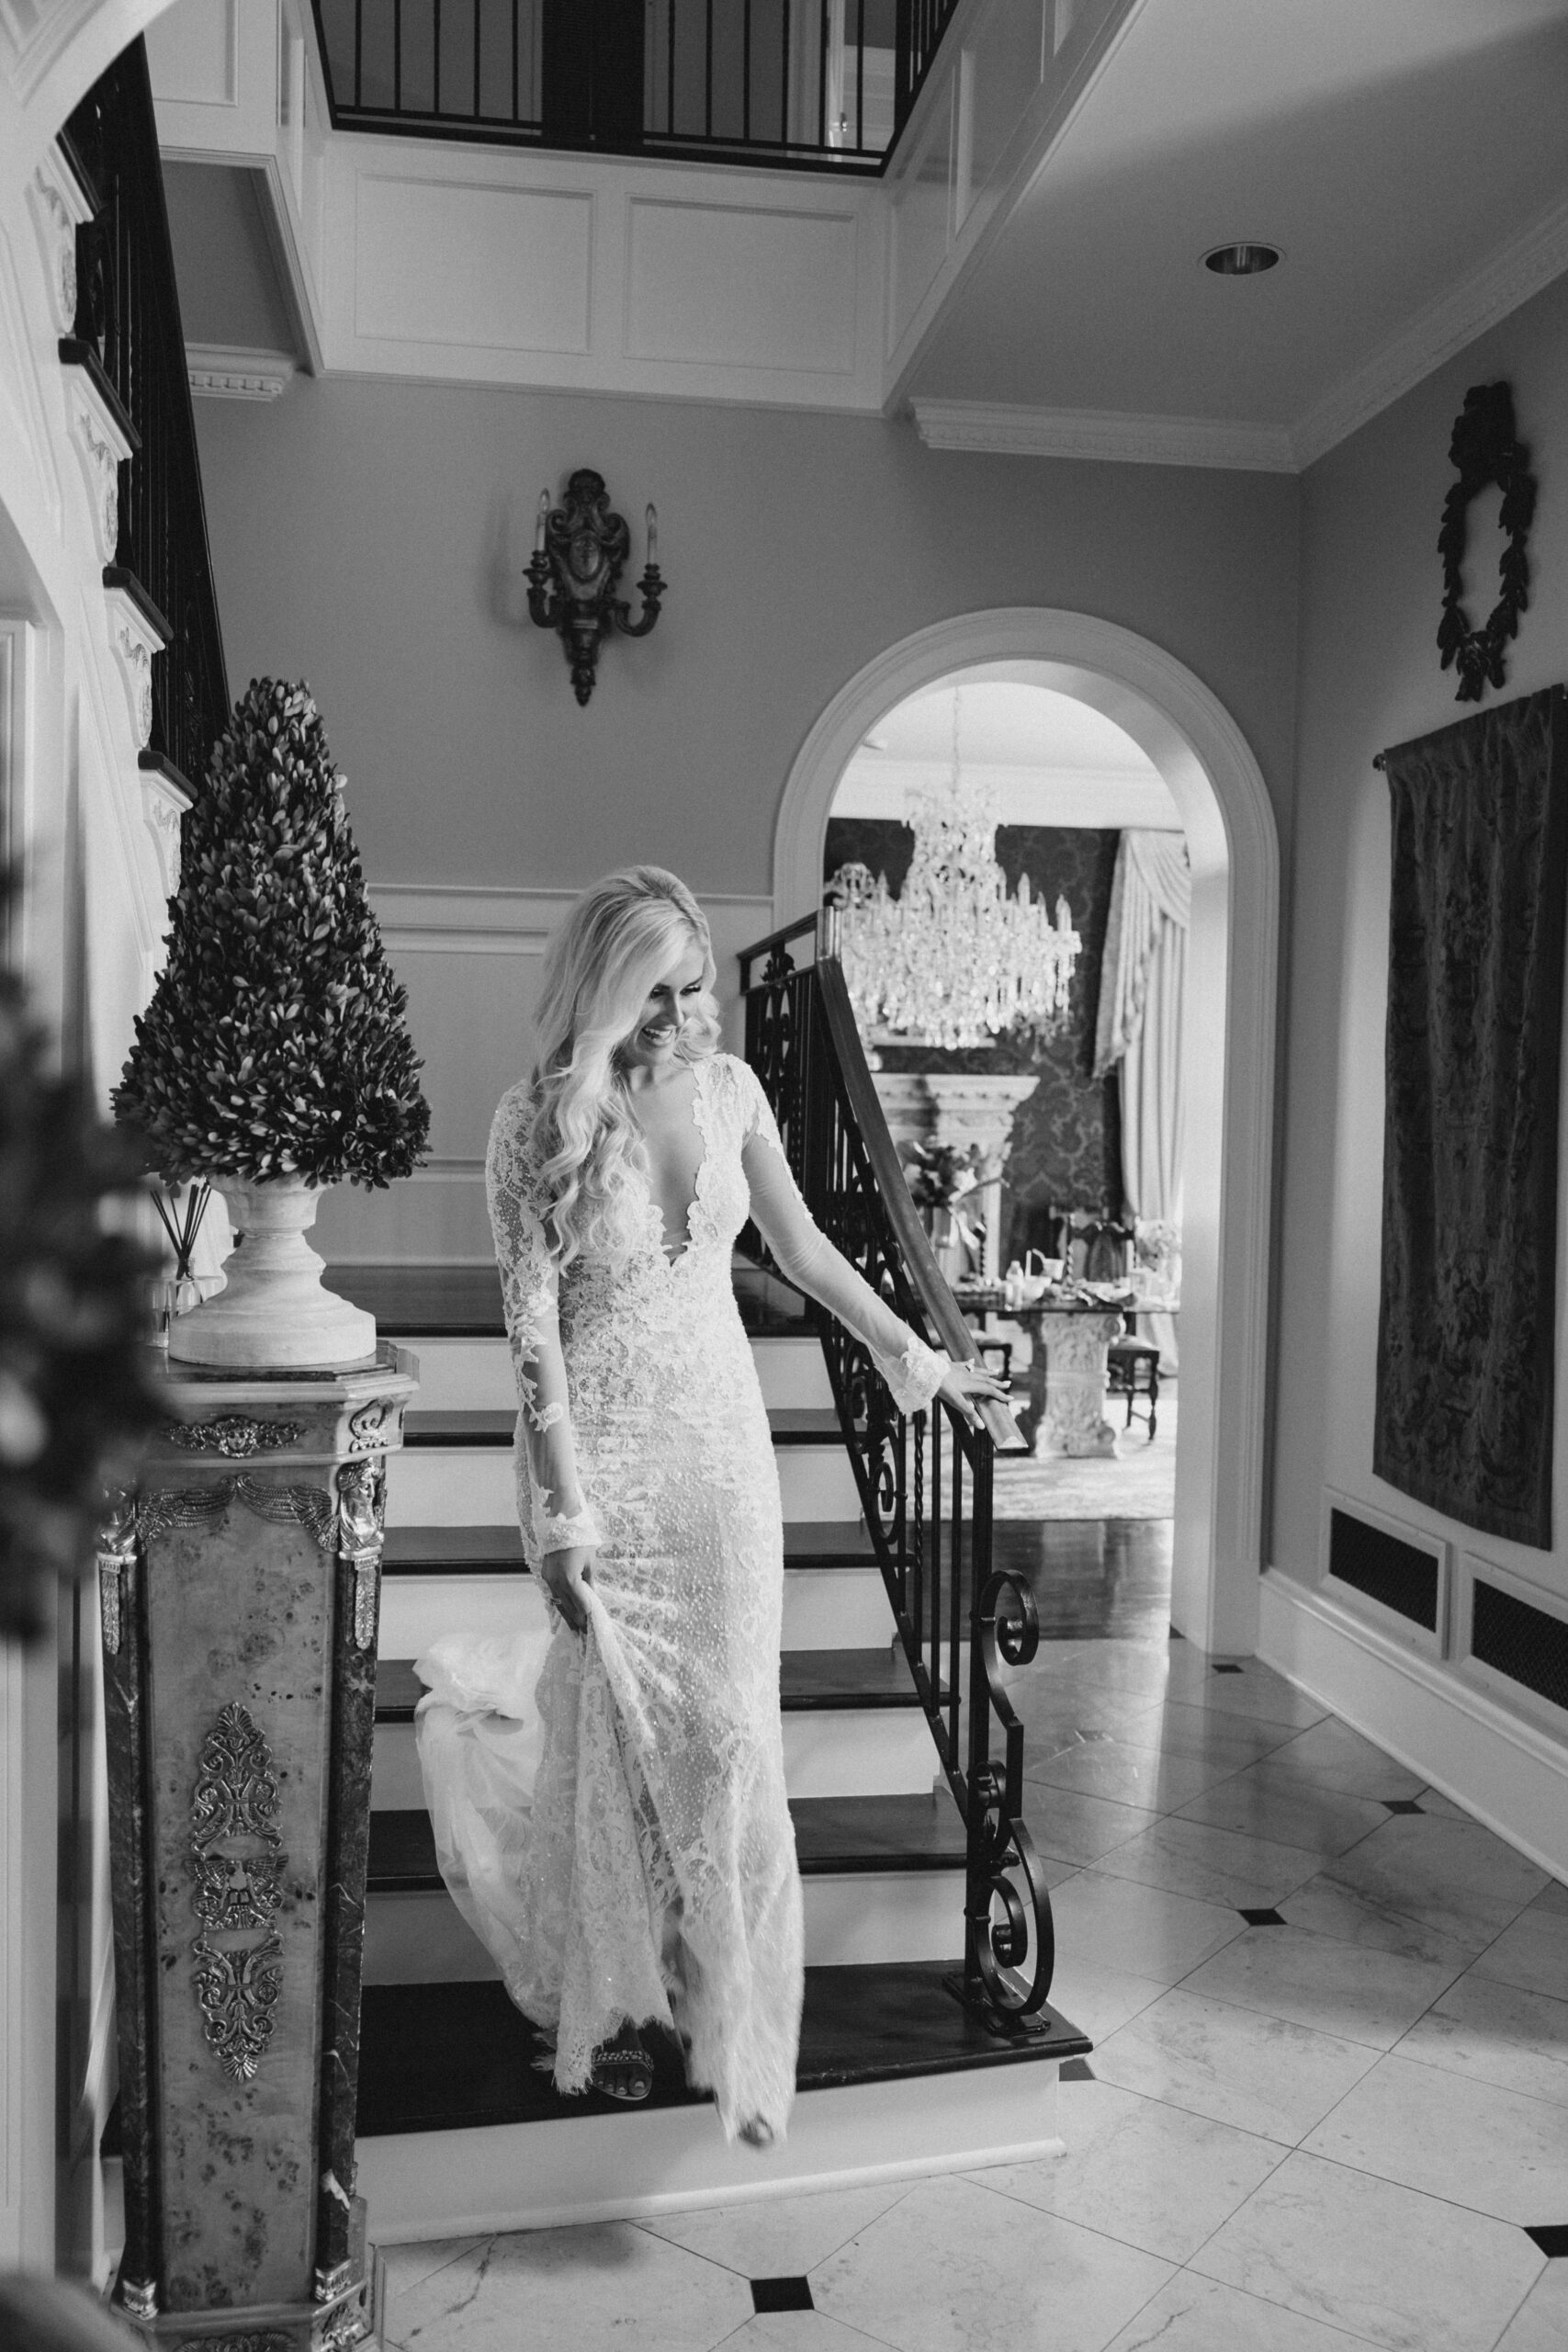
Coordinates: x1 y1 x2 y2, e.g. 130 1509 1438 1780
375 1646 934 1722
368 1791 964 1893
379 1521 877 1573
355 1963 1089 2137
402 1406 841 1447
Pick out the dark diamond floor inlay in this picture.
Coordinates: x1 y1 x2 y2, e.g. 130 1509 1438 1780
1212 1662 1244 1675
1240 1907 1286 1927
1059 2057 1096 2081
1382 1799 1426 1815
751 2278 814 2312
1524 2223 1568 2256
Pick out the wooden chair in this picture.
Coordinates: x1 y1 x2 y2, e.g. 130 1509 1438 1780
1106 1319 1159 1440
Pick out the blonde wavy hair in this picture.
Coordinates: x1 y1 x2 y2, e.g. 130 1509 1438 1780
525 866 721 1267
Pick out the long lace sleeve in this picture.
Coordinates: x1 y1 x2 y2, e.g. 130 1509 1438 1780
734 1066 951 1415
485 1086 601 1555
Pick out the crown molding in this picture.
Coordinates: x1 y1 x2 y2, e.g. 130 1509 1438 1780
1291 187 1568 470
910 399 1296 473
186 344 296 401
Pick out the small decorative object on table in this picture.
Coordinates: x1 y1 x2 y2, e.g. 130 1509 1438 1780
113 678 430 1369
145 1177 210 1342
526 469 664 706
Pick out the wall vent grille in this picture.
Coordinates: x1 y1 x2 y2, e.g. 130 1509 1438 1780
1327 1508 1439 1632
1471 1579 1568 1716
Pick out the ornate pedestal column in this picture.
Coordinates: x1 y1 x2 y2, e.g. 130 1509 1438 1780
1021 1308 1124 1457
873 1073 1039 1282
100 1345 418 2351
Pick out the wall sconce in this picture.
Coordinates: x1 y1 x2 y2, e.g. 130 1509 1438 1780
525 469 664 706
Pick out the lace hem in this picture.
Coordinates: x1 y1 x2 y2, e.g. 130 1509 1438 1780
874 1334 951 1416
539 1507 602 1554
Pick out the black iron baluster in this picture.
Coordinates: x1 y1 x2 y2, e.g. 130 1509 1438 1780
394 0 403 108
742 0 751 141
355 0 364 105
473 0 481 118
434 0 442 111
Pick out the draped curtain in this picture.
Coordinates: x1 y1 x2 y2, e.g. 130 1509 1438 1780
1094 830 1190 1369
1375 687 1568 1548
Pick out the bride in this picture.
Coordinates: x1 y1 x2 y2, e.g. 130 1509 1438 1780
415 866 1006 2146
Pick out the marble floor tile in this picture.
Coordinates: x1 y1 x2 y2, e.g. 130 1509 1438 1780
1021 1787 1161 1869
1306 1812 1550 1957
1532 1877 1568 1914
1259 1720 1427 1803
1473 1901 1568 2003
728 2312 895 2351
810 2171 1173 2352
1005 1682 1169 1745
1191 2149 1544 2352
640 2182 913 2279
1134 1701 1305 1770
1092 1987 1380 2142
1174 1763 1390 1860
377 2237 488 2302
1177 1922 1462 2049
381 2222 752 2352
969 2076 1287 2260
1101 2270 1382 2351
1394 1968 1568 2106
1302 2051 1568 2223
1160 1659 1327 1731
1024 1734 1239 1813
1046 1955 1170 2045
1492 2258 1568 2352
1049 1866 1245 1986
1280 1870 1480 1970
1090 1814 1324 1910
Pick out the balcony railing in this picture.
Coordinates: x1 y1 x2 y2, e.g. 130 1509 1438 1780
62 41 230 797
310 0 959 170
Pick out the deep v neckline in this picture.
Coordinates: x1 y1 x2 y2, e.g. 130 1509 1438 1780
630 1057 711 1266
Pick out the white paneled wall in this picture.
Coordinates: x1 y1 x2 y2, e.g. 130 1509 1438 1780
313 885 773 1263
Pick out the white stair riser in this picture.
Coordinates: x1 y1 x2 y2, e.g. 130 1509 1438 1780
370 1706 936 1811
382 1333 832 1415
378 1565 892 1658
355 2062 1062 2239
385 1442 862 1528
363 1869 966 1984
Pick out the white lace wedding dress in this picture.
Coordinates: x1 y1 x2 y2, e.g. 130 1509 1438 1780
414 1051 947 2142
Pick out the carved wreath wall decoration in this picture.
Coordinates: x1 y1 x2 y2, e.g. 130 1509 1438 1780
1437 381 1536 703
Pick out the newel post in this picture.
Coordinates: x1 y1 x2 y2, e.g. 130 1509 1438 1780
100 1346 418 2350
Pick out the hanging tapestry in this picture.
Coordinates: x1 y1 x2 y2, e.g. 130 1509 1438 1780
1374 685 1568 1547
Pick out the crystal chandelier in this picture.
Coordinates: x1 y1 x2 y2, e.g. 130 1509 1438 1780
829 690 1082 1052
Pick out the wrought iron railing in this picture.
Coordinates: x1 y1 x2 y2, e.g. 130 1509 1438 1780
62 41 231 796
740 909 1055 2029
310 0 959 171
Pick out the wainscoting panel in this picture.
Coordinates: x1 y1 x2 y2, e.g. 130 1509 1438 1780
143 0 239 110
314 885 773 1264
354 176 593 355
626 199 858 375
1319 1487 1450 1661
1456 1552 1568 1739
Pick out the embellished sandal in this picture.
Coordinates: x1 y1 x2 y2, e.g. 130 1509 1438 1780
591 2036 654 2104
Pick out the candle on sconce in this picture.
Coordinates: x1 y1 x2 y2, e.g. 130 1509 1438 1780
646 503 658 566
535 490 550 553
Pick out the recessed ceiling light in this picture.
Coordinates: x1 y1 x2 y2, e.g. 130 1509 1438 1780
1202 242 1281 277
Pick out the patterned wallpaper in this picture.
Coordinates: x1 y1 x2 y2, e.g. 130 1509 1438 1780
825 818 1123 1259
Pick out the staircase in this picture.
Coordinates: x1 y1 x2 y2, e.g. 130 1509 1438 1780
335 1255 1088 2237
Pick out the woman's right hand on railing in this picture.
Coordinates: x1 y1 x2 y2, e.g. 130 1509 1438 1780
540 1545 596 1635
936 1360 1013 1433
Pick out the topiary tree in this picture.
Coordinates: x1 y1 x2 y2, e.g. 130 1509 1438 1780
114 678 430 1189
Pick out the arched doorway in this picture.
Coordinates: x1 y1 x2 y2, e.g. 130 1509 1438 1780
773 610 1279 1655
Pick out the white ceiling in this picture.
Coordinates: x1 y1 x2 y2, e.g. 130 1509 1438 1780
908 0 1568 452
831 674 1183 831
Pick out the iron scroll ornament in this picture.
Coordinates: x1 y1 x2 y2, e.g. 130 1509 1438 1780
1437 382 1536 703
525 469 664 706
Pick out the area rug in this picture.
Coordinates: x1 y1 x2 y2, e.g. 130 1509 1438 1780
993 1393 1177 1521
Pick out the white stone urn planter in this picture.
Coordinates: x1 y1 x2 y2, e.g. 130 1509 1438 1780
167 1171 376 1368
